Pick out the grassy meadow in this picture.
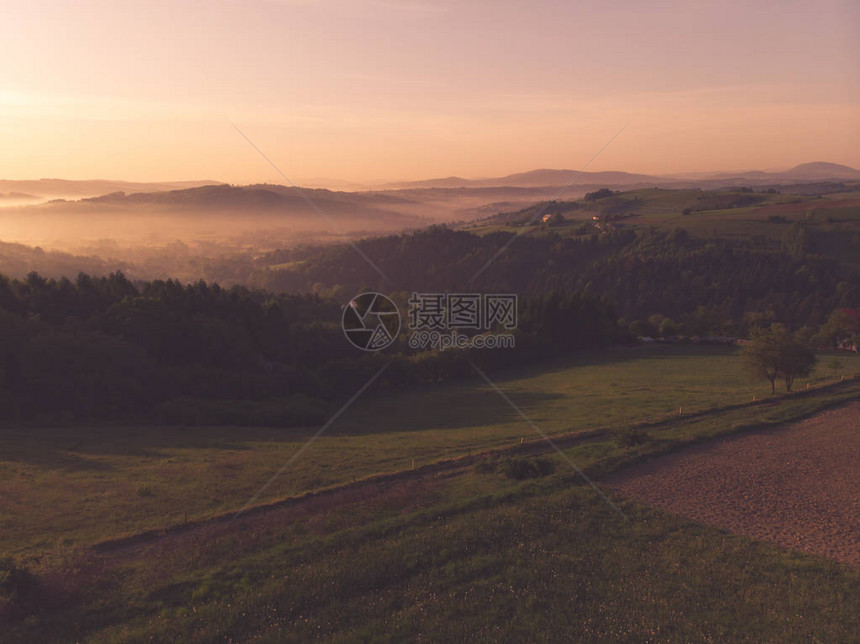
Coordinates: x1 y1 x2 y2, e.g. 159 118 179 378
1 344 858 559
470 186 860 270
1 344 859 642
15 474 859 643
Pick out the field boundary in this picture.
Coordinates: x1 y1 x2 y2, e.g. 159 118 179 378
92 428 609 554
90 377 859 555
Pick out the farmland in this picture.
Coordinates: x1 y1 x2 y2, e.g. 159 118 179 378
2 344 857 557
2 345 859 641
470 184 860 271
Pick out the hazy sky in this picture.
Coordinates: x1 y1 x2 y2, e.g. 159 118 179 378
2 0 859 184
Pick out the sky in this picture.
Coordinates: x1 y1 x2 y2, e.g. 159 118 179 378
1 0 859 184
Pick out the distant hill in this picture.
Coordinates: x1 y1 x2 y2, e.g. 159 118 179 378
0 178 224 201
380 168 661 190
4 163 857 199
381 176 473 189
491 168 661 187
60 184 421 214
776 162 860 181
376 163 860 191
4 184 432 239
669 162 860 185
0 192 40 200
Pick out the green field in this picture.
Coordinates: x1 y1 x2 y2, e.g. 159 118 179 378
18 468 859 643
2 345 860 641
1 344 858 558
469 186 860 270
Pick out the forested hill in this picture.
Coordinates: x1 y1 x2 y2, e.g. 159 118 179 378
0 273 341 424
1 213 857 425
256 226 859 335
0 271 620 425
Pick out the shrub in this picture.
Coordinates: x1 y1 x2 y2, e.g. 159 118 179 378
0 558 39 624
476 456 556 480
615 427 650 447
473 458 496 475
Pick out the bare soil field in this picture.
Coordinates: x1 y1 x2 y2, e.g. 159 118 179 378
606 402 860 566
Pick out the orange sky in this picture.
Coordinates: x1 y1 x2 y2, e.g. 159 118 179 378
2 0 859 185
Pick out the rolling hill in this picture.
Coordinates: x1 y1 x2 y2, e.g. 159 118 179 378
373 162 860 190
0 178 225 202
380 168 661 189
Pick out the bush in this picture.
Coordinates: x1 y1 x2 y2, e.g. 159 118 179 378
615 427 650 447
476 456 556 480
0 558 39 624
473 458 497 475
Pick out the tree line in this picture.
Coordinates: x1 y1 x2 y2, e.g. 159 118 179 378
253 225 859 337
0 272 622 425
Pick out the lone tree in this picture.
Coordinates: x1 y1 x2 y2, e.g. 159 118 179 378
743 327 781 393
743 324 816 393
776 335 816 391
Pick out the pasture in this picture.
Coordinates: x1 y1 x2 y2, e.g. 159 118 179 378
2 345 859 641
1 344 858 558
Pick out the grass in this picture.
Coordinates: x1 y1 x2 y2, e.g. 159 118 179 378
1 344 858 559
467 186 860 269
1 346 859 641
6 388 860 641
